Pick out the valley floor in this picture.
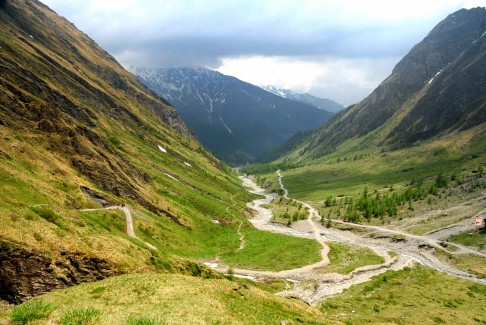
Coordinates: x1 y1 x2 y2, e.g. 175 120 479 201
2 171 486 324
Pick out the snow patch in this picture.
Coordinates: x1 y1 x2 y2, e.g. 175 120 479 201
158 145 167 153
184 162 192 167
219 117 233 134
473 29 486 43
212 219 220 224
428 69 443 85
167 84 179 91
164 173 181 183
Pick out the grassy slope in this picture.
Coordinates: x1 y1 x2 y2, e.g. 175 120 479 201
281 125 486 201
0 274 334 325
321 266 486 325
0 0 322 276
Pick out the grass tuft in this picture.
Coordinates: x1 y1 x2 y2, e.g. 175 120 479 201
60 307 101 325
126 316 159 325
10 300 54 324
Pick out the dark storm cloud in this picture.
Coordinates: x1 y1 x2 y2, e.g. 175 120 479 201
39 0 477 104
39 0 463 67
103 25 421 68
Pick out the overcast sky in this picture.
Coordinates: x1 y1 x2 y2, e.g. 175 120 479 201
41 0 485 105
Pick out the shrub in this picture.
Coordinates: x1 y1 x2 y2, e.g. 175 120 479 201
10 300 54 324
226 266 235 280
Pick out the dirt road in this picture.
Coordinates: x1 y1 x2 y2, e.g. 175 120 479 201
235 173 486 304
79 205 157 250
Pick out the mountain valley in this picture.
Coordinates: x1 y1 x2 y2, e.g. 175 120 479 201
0 1 485 324
128 66 334 165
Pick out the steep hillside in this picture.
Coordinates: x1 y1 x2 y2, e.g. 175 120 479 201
0 0 269 305
295 8 486 159
128 66 334 165
262 85 344 113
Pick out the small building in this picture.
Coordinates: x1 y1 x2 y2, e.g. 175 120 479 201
475 214 486 230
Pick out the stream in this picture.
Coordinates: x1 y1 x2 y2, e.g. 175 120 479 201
234 174 486 305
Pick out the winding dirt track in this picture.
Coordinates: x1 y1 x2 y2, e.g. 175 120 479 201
329 218 486 258
208 174 415 304
79 205 157 250
214 172 486 304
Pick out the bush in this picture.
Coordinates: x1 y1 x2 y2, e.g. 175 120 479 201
11 300 54 324
435 173 448 188
226 266 235 280
60 307 101 325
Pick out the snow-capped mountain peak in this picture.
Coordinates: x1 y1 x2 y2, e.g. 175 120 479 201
261 86 344 113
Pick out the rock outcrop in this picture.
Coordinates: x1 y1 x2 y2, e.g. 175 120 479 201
0 242 120 304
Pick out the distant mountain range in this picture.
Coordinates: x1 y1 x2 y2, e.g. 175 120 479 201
282 7 486 161
128 66 333 165
261 86 344 113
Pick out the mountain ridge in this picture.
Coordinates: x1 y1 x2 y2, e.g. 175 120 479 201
261 85 344 113
128 66 334 165
287 7 486 160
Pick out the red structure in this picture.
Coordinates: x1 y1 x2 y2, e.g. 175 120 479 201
475 214 486 230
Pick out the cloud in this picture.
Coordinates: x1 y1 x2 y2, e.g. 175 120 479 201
41 0 473 64
217 56 398 105
40 0 482 104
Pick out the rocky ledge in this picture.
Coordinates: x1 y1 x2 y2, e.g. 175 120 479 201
0 241 121 304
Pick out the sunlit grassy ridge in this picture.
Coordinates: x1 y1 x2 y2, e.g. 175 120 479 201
1 274 334 325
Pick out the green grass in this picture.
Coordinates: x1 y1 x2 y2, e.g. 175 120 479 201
2 273 331 324
29 206 66 228
278 127 486 202
434 250 486 278
78 209 127 236
10 300 54 324
320 265 486 324
60 307 101 325
220 230 322 271
448 230 486 250
316 242 385 274
263 195 307 225
126 316 159 325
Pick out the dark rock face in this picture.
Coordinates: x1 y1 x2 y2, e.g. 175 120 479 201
0 242 121 304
